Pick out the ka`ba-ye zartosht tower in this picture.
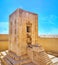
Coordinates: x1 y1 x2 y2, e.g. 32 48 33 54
2 9 54 65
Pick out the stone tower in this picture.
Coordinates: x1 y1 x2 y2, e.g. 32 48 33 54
9 9 38 56
2 9 54 65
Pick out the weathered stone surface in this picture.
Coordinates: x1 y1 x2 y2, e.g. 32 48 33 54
2 9 54 65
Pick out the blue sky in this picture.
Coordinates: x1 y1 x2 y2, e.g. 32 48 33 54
0 0 58 35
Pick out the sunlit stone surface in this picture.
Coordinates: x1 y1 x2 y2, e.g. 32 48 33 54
0 51 58 65
0 9 55 65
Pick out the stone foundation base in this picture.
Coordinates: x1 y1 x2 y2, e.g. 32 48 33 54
2 51 36 65
2 45 54 65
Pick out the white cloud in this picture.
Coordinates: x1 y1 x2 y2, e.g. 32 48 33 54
48 28 58 35
39 14 58 35
0 22 9 34
39 14 58 25
39 27 58 35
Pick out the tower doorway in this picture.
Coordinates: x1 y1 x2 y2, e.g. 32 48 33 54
26 22 32 47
